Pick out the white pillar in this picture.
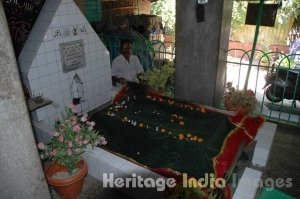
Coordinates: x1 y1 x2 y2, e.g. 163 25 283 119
0 1 51 198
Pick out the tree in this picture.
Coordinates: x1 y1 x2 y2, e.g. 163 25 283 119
150 0 176 35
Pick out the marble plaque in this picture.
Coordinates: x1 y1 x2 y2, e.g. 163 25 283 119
60 40 86 72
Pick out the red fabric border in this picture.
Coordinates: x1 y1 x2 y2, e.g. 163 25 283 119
112 87 265 198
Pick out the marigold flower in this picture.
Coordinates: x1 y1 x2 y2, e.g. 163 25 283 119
178 133 185 139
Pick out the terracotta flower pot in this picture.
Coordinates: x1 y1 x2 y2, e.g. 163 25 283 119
45 160 88 199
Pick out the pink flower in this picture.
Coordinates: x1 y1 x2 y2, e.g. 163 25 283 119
246 89 255 97
67 149 72 156
89 121 96 127
71 120 77 126
226 82 232 88
53 132 59 137
101 140 107 145
58 135 64 142
50 149 57 156
73 125 81 132
75 148 81 153
81 114 88 122
99 137 107 145
75 135 82 142
69 103 78 113
68 141 73 148
83 139 89 144
37 143 45 150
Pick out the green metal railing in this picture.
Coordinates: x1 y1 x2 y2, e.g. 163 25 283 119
98 33 175 71
226 48 300 127
98 33 300 127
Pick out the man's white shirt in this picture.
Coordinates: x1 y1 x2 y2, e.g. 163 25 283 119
111 54 144 82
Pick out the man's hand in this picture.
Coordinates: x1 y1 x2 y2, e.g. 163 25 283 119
137 73 144 83
112 76 126 86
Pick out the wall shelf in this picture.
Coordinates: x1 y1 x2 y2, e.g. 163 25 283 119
26 97 52 112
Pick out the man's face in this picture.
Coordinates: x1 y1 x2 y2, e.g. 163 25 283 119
121 42 132 60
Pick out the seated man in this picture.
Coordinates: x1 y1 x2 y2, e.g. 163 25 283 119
111 39 144 86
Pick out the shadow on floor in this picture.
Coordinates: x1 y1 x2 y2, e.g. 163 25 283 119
263 123 300 198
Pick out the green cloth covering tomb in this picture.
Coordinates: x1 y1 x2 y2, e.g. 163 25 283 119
91 95 237 179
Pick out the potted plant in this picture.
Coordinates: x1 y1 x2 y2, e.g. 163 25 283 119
223 82 257 115
140 61 175 97
37 105 107 198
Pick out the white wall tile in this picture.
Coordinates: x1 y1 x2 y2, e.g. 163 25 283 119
44 41 55 53
50 16 61 28
52 92 64 104
19 0 112 123
42 86 53 97
44 29 53 41
51 83 62 94
38 65 49 77
67 3 77 14
39 75 51 88
36 109 48 121
54 38 63 50
37 42 45 54
46 52 57 64
49 73 60 84
29 78 41 91
58 3 68 15
36 54 47 66
55 51 61 62
59 72 69 81
62 88 71 101
59 15 70 26
48 62 59 74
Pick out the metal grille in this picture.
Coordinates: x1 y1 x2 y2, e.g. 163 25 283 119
3 0 46 57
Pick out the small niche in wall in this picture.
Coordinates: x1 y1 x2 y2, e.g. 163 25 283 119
59 39 86 73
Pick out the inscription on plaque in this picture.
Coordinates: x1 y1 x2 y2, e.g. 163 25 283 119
59 40 86 72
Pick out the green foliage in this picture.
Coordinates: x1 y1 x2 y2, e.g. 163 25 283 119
141 61 175 97
275 55 296 68
231 0 300 28
37 107 107 174
277 0 300 24
231 1 247 29
151 0 176 35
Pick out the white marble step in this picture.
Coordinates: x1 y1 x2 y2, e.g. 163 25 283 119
232 167 263 199
252 122 277 167
233 121 277 199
